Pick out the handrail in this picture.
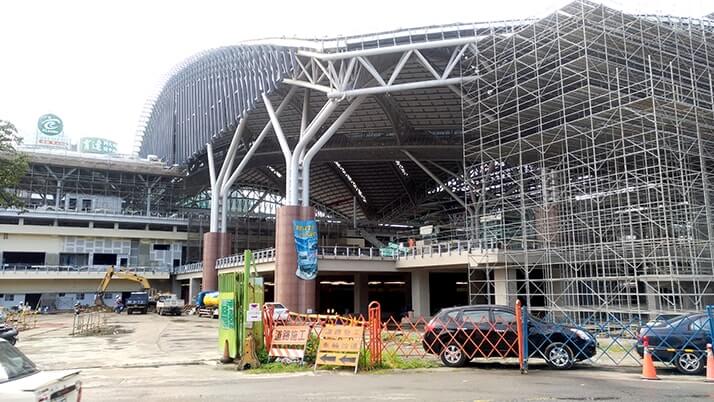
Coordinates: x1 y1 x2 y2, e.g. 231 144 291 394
0 264 171 274
173 262 203 274
184 241 500 271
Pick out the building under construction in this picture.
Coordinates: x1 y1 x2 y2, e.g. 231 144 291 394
2 1 712 320
463 1 714 322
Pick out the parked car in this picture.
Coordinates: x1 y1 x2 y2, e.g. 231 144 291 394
637 313 711 374
264 302 290 321
0 339 81 401
423 305 597 369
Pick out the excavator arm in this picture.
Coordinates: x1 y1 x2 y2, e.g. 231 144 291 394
95 267 152 306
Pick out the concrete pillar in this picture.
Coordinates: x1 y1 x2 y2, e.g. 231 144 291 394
494 267 517 306
411 270 430 317
189 277 201 304
201 232 232 291
275 206 315 313
353 272 369 315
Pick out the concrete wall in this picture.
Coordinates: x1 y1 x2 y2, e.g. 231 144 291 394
0 234 63 254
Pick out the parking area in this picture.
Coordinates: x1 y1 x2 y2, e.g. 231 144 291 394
18 313 218 370
8 312 714 401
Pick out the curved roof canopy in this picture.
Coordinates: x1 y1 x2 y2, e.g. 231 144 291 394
136 0 714 225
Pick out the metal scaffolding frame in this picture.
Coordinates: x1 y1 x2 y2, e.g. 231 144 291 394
7 151 184 219
463 1 714 322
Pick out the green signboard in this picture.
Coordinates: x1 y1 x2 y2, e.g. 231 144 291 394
37 114 63 136
220 299 235 329
80 137 117 154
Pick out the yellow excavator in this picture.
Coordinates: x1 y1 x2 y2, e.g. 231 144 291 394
95 267 153 313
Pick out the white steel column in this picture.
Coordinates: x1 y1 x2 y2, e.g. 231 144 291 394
301 95 366 206
206 88 298 233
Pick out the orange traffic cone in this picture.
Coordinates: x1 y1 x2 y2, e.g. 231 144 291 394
641 337 659 380
220 340 233 364
706 344 714 383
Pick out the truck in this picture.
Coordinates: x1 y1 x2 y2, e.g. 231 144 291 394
125 292 149 314
155 294 185 316
195 291 219 318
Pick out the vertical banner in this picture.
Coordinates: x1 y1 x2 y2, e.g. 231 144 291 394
293 219 318 280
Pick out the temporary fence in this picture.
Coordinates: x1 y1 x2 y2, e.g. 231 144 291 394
263 302 714 373
263 305 367 366
71 311 106 336
518 305 714 374
5 309 39 331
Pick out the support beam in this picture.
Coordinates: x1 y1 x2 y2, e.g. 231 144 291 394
301 95 366 206
402 151 468 210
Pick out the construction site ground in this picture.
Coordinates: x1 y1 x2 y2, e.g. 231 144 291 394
14 313 714 401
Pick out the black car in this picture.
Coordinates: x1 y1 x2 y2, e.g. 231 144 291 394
636 313 712 374
423 305 597 369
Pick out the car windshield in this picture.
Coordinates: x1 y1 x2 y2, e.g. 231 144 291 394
0 341 38 383
271 303 285 309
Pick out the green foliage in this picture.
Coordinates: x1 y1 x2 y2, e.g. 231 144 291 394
303 333 319 363
245 362 311 374
0 120 28 207
257 347 270 364
369 349 440 371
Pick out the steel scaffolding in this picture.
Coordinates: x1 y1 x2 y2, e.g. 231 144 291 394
463 1 714 322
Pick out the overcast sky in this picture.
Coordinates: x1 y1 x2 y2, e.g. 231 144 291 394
1 0 710 154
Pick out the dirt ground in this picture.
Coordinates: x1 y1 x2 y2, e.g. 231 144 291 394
17 312 219 370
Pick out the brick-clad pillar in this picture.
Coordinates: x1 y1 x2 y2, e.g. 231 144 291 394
275 206 316 313
202 232 232 291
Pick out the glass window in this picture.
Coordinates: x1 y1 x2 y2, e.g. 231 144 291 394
4 295 14 302
436 310 459 323
493 311 517 325
0 341 38 383
690 317 711 332
461 310 490 324
76 293 85 300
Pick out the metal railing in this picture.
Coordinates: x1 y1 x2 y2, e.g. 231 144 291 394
0 206 189 221
398 240 500 260
212 242 500 270
173 262 203 274
0 265 171 274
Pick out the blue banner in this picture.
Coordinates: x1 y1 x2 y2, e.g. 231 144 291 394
293 219 318 280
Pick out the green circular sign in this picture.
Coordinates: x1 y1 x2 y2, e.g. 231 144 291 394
37 114 63 136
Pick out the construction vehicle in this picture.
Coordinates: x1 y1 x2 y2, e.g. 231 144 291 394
95 267 152 310
156 294 185 316
195 291 219 318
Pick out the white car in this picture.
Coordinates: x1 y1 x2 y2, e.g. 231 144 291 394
0 339 81 401
264 302 290 321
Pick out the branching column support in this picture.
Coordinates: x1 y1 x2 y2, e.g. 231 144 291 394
206 87 298 232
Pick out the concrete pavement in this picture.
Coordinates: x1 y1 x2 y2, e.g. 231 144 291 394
14 313 714 401
79 364 714 401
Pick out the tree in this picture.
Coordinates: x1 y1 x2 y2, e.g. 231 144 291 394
0 120 28 207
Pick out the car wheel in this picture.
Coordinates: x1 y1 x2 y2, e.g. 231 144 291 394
440 343 467 367
545 343 575 370
675 352 705 375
